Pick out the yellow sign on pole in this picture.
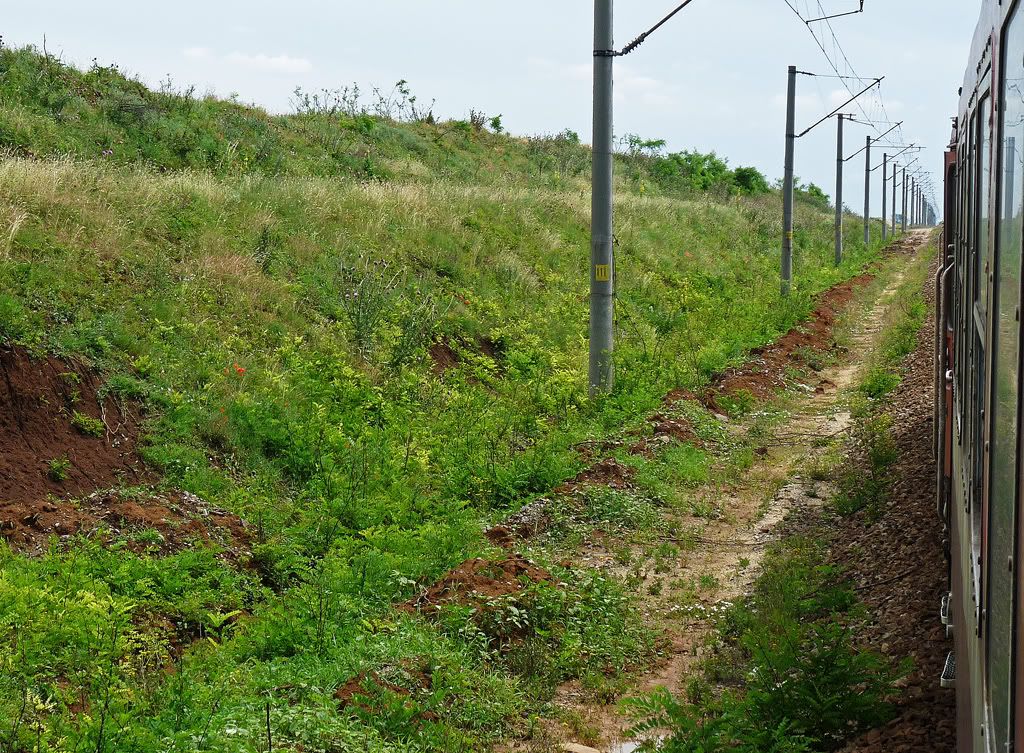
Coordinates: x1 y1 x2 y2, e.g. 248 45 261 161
595 264 611 282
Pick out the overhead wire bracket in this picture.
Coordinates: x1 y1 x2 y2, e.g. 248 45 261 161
596 0 699 57
806 1 865 23
797 76 883 138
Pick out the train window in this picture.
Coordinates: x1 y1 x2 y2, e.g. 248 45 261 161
987 7 1024 747
958 135 969 423
978 93 992 318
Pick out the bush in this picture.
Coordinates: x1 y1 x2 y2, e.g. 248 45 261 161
732 166 771 195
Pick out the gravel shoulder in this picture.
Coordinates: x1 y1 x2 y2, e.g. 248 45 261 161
831 239 955 752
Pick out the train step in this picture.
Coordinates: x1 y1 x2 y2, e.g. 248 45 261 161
940 652 956 689
941 592 952 625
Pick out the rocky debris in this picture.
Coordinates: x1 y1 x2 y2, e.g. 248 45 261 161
0 487 251 557
486 496 557 544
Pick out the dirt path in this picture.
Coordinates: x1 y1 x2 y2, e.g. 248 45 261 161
831 238 955 752
534 231 933 753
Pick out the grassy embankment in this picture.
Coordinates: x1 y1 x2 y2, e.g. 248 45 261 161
0 45 887 752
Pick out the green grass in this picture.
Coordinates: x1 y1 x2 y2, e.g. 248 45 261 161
0 44 895 752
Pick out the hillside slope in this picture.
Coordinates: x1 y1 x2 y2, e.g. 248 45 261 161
0 46 883 752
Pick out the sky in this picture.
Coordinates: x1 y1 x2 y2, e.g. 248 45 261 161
4 1 982 219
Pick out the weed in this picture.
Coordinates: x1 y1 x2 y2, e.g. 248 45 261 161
717 389 757 418
584 487 658 532
834 413 897 519
70 410 105 437
698 574 720 593
46 456 71 481
859 366 902 399
132 528 165 549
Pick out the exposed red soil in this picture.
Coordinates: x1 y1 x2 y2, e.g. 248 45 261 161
428 339 460 373
662 387 699 406
702 273 874 413
428 335 505 375
484 524 516 549
628 413 702 457
0 488 251 556
335 664 438 722
573 437 625 464
1 345 147 506
554 457 635 495
404 554 551 615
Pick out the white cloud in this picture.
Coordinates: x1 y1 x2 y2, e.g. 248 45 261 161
224 52 313 74
182 47 210 60
528 57 676 108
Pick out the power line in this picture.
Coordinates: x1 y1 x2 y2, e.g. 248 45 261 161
605 0 700 57
783 0 904 147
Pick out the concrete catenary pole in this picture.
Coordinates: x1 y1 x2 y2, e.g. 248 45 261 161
891 162 897 237
589 0 615 395
781 65 797 296
882 153 888 242
913 179 921 226
863 136 872 247
1006 137 1016 221
901 167 907 233
835 114 844 264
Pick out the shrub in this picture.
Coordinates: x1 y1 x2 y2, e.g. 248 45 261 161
733 166 771 195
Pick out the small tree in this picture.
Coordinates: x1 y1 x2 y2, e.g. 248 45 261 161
732 166 770 195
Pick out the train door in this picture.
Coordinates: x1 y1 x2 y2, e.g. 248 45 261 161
997 4 1024 750
986 7 1023 744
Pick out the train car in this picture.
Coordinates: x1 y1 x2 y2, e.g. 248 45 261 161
938 1 1024 750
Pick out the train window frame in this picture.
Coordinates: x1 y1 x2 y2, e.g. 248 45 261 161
958 129 969 435
958 131 969 429
974 78 992 580
977 90 993 320
967 73 992 619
